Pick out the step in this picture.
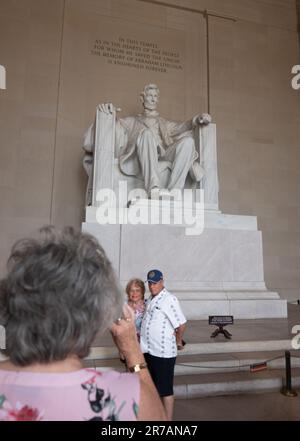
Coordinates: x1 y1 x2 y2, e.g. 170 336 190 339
83 350 300 376
83 357 300 398
175 351 300 375
85 338 294 362
173 367 300 399
91 312 295 348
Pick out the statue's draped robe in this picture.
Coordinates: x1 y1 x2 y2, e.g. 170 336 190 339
83 113 204 205
116 115 204 182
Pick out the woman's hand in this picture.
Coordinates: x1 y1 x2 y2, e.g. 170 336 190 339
110 304 141 362
110 304 167 421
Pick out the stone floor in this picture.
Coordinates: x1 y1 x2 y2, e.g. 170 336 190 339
173 389 300 421
90 304 300 420
93 303 300 349
172 304 300 420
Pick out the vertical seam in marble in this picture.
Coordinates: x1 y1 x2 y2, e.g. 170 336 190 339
118 224 122 278
50 0 66 224
205 12 210 115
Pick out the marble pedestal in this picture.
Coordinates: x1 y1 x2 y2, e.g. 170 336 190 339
82 205 287 320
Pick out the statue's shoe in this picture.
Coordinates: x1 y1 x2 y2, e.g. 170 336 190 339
168 189 182 200
158 189 171 198
149 187 160 199
149 188 173 199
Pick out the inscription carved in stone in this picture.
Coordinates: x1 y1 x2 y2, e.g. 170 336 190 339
91 37 183 73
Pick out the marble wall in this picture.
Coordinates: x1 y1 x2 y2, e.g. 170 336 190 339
0 0 299 301
297 0 300 41
0 0 64 272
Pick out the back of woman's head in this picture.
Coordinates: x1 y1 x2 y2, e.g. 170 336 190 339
0 226 123 366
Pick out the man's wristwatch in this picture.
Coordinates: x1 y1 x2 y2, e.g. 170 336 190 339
128 362 148 373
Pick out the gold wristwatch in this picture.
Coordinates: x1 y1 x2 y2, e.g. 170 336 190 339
128 362 148 373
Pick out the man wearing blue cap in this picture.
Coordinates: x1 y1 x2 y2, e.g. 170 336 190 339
140 269 187 421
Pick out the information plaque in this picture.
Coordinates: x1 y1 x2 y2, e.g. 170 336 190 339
208 315 234 339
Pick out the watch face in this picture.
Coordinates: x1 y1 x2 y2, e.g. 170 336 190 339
129 363 147 372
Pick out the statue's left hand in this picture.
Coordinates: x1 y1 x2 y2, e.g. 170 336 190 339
198 113 212 125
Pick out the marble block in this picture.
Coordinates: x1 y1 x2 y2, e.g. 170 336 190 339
85 204 258 231
82 211 287 319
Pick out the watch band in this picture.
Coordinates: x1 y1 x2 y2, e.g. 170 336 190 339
128 362 148 373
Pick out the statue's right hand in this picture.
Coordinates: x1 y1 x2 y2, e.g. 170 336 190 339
97 103 117 114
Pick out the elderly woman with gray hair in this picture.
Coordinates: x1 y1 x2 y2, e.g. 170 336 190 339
0 227 166 421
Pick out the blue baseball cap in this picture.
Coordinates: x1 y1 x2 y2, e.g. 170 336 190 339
146 269 163 283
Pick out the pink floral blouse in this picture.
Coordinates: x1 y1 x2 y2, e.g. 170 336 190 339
0 368 139 421
127 300 146 339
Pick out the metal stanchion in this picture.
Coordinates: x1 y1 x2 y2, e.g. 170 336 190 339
281 350 297 397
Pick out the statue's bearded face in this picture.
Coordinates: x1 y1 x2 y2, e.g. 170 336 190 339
143 88 159 111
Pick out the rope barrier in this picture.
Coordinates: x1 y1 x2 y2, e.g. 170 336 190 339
90 350 299 397
88 353 300 371
176 354 299 371
176 350 298 397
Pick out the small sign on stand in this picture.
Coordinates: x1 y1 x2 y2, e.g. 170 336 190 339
209 315 234 339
